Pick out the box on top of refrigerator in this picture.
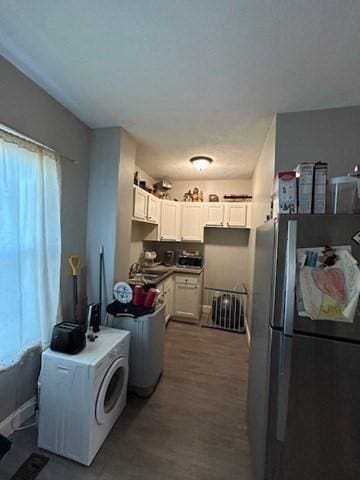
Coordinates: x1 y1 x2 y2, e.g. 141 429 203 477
273 171 297 217
295 163 314 214
313 162 327 214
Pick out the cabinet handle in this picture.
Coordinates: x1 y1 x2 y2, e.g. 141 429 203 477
220 222 223 225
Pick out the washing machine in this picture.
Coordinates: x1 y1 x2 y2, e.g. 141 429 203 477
38 327 130 465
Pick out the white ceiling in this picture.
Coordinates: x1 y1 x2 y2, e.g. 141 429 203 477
0 1 360 180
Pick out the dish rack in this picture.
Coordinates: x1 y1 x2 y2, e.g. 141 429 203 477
201 286 247 333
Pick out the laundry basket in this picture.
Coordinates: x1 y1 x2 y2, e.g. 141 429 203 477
201 287 247 333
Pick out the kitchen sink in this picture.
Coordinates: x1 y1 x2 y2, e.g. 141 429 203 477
142 273 162 280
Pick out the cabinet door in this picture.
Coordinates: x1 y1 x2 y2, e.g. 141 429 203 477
225 203 247 227
181 203 204 241
204 203 225 226
163 288 170 322
160 201 179 240
169 281 174 317
147 195 160 223
174 283 199 321
163 277 174 324
133 186 148 220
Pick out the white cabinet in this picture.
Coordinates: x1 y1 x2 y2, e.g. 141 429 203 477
173 273 202 323
147 195 160 223
133 186 160 224
225 203 247 227
134 193 252 235
204 202 225 226
180 203 204 242
133 186 148 220
162 276 174 324
160 201 180 241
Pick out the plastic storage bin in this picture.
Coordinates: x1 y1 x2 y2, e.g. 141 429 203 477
329 176 360 213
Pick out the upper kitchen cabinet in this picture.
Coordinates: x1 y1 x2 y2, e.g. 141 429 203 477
204 202 225 227
181 203 204 242
133 186 160 224
147 194 160 223
133 185 148 220
225 202 251 228
160 200 180 241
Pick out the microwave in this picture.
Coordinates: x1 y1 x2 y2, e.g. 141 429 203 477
176 255 203 269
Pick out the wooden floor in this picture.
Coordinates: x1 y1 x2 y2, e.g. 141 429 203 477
0 321 252 480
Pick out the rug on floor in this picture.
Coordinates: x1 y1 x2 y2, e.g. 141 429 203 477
10 453 49 480
0 434 11 460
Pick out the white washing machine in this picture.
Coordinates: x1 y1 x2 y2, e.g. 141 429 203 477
38 327 130 465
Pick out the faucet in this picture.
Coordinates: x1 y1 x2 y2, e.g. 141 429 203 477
129 262 142 278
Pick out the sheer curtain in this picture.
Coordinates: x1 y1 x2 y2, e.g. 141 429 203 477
0 129 61 370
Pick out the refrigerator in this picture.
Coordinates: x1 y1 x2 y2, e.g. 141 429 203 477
247 214 360 480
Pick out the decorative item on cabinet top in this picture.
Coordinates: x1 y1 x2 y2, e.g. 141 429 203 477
183 187 204 202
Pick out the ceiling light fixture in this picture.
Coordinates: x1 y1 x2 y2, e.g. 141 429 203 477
190 156 213 172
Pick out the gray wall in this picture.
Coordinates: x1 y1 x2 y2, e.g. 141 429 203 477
247 118 276 330
0 56 91 423
87 128 136 310
115 130 137 281
203 228 250 291
276 105 360 177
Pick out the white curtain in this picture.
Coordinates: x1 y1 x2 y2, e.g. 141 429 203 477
0 129 61 370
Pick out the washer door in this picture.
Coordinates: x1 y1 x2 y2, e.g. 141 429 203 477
95 356 128 425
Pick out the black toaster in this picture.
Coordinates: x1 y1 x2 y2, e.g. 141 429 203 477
50 322 86 355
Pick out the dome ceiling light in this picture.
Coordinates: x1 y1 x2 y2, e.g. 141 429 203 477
189 156 213 172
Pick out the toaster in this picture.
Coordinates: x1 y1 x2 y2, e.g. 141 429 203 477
50 322 86 355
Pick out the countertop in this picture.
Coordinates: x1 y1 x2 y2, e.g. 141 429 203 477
128 264 204 287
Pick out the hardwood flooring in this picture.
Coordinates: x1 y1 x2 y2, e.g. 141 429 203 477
0 321 252 479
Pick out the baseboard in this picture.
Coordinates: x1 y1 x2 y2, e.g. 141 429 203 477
0 397 36 437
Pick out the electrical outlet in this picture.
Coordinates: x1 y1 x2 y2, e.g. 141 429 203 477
352 231 360 245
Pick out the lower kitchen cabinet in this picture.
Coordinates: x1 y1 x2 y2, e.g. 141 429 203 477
158 276 174 324
173 273 203 323
163 276 174 324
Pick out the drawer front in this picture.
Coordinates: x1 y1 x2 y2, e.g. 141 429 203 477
174 274 199 285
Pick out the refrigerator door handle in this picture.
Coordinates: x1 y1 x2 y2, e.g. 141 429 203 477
276 334 293 442
283 220 297 337
276 220 297 442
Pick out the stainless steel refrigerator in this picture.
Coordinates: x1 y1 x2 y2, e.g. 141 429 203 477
247 214 360 480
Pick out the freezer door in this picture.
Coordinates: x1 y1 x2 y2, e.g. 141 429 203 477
273 214 360 341
277 333 360 480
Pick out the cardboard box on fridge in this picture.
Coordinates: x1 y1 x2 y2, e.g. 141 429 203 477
273 171 297 217
295 163 314 214
313 162 327 214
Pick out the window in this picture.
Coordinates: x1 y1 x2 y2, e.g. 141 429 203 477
0 129 61 369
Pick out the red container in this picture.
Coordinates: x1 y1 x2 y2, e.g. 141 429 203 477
143 288 157 308
132 285 143 306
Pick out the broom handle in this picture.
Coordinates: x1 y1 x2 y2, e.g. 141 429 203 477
99 246 104 321
68 255 81 322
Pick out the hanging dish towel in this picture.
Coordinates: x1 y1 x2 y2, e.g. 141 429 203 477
297 247 360 322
